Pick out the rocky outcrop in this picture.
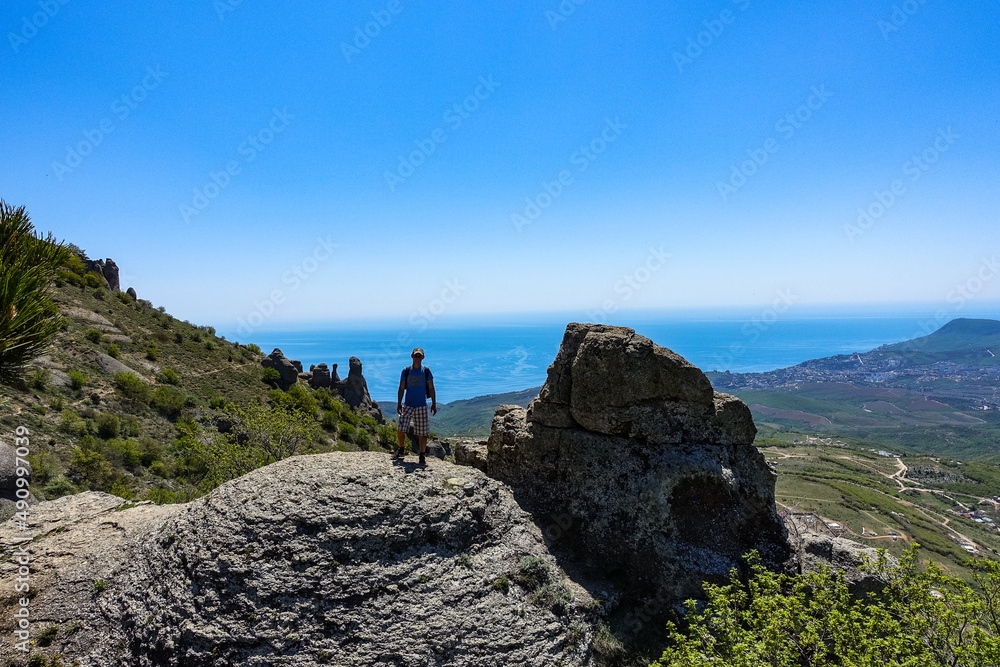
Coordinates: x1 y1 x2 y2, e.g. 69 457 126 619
126 286 137 300
0 454 595 666
290 360 303 374
338 356 383 422
456 440 489 472
793 533 890 595
83 258 120 291
308 362 331 388
484 323 788 615
261 348 298 390
94 353 150 382
330 363 342 383
0 442 32 520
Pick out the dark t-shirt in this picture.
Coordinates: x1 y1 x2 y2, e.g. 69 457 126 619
401 366 433 407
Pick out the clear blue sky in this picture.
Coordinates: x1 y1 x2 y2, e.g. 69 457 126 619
3 1 998 336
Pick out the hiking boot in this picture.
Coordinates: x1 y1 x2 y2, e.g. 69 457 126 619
418 452 426 466
391 448 406 460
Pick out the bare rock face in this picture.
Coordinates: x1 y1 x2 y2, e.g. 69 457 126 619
308 362 331 388
125 286 137 300
339 356 383 422
261 348 298 390
485 323 788 613
0 454 595 667
83 258 120 291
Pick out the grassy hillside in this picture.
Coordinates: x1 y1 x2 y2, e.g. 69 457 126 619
757 428 1000 577
0 258 395 507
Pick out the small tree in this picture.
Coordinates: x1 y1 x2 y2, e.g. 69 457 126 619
199 402 312 489
0 201 71 384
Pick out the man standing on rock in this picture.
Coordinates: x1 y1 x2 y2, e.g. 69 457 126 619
392 347 437 466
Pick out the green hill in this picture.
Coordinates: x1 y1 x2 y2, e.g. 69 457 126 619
0 251 395 507
381 386 540 437
882 318 1000 364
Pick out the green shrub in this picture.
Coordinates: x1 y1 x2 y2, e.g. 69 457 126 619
42 475 78 499
191 330 202 343
68 369 87 390
95 413 121 439
108 343 121 359
138 437 163 467
340 408 359 427
208 394 226 410
652 547 1000 667
339 422 356 443
36 625 58 647
157 368 180 385
151 386 185 418
515 556 551 591
245 343 262 355
109 439 142 468
109 479 134 500
84 328 102 343
29 367 50 390
59 409 87 436
262 367 281 383
204 341 217 351
146 487 183 504
148 460 171 478
531 582 573 615
114 372 151 405
69 447 114 488
173 331 183 344
124 416 141 437
84 272 103 288
27 451 58 486
321 411 339 431
270 385 318 418
355 428 371 449
145 345 158 361
377 425 398 449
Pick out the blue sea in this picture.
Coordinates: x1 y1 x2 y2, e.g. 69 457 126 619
232 306 1000 405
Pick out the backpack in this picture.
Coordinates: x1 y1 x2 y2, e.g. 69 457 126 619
403 365 431 392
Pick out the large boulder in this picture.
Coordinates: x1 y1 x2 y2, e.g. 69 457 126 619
485 323 788 623
261 348 299 391
0 454 595 666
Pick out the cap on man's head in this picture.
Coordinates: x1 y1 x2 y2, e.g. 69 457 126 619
411 347 425 358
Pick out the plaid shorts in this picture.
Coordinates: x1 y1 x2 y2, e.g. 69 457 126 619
397 405 430 436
